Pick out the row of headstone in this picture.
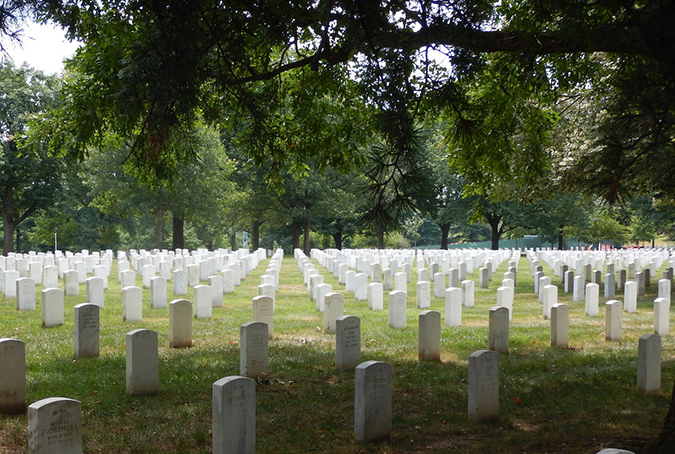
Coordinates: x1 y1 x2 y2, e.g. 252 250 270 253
11 249 276 342
15 328 663 453
528 249 675 295
310 249 533 345
311 248 517 296
532 257 672 327
532 248 669 276
120 246 259 273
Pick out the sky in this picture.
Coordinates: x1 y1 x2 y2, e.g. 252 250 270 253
2 21 80 74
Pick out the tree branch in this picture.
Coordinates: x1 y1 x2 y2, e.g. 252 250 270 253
221 16 664 86
16 201 37 225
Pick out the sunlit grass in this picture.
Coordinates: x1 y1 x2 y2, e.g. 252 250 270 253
0 253 673 453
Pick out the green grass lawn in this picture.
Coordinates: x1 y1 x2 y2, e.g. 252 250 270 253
0 254 673 453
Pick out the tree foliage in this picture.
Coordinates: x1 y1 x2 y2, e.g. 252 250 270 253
0 0 667 199
0 61 62 253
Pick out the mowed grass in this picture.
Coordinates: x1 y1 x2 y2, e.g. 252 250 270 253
0 254 674 453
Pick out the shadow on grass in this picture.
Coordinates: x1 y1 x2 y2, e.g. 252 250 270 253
8 329 674 454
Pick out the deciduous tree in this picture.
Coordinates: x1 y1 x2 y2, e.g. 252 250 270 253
0 61 62 253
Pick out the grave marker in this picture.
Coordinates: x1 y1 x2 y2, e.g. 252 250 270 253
316 283 332 312
433 272 445 298
345 270 356 292
449 268 459 288
618 269 627 291
309 274 323 301
142 264 155 288
252 295 274 338
150 276 167 309
336 315 361 370
120 269 136 289
371 263 381 283
388 290 407 329
573 276 585 302
354 361 392 444
43 265 58 289
212 376 256 454
462 280 475 307
173 269 188 295
542 284 557 320
468 350 499 422
122 286 143 322
637 333 661 396
74 261 86 283
324 292 344 334
551 303 569 348
222 269 235 293
29 261 42 285
368 282 383 311
538 276 551 302
42 288 64 328
0 339 26 414
28 397 82 454
445 287 462 327
658 278 671 300
126 329 159 395
16 277 36 311
479 267 490 289
187 264 200 287
209 275 224 308
194 284 213 319
585 283 599 317
654 297 670 336
605 300 623 341
496 286 514 320
534 271 544 294
416 281 431 309
85 276 105 308
394 271 407 292
382 268 393 292
169 299 193 348
74 303 99 358
604 273 616 299
63 270 79 297
354 273 368 301
418 311 441 361
488 306 509 354
636 271 645 296
240 322 269 379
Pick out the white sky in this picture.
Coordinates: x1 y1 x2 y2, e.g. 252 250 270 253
2 21 80 74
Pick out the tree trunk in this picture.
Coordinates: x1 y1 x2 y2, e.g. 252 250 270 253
377 219 385 250
558 227 565 250
252 220 263 251
172 213 184 250
3 211 14 254
15 227 20 253
2 185 36 255
484 212 502 250
646 378 675 453
3 186 14 254
155 207 164 249
229 230 237 251
292 221 301 251
332 231 343 250
303 218 311 255
491 228 500 250
440 223 450 250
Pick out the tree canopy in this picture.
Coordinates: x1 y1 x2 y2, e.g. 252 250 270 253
0 61 62 253
0 0 669 202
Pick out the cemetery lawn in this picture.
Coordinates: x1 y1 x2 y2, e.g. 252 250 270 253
1 255 673 453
